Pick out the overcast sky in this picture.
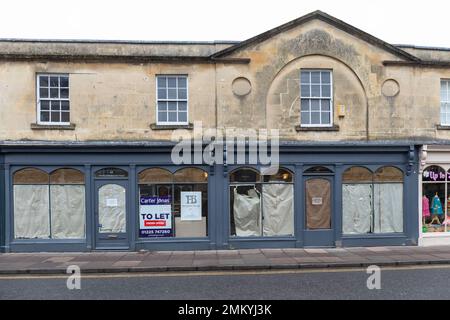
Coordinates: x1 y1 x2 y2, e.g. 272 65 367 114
1 0 449 47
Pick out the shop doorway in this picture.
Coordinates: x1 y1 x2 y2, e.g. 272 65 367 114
94 168 129 250
303 175 335 247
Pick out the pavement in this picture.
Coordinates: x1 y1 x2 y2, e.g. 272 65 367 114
1 246 450 275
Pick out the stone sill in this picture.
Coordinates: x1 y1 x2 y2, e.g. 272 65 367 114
295 125 340 132
150 123 194 130
30 123 76 130
436 125 450 130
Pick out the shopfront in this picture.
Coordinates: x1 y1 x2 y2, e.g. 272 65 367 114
0 143 419 252
419 145 450 246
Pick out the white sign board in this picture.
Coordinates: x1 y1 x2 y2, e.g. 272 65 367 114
181 192 202 221
312 197 323 206
106 198 118 207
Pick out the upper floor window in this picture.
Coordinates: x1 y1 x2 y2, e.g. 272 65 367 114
300 70 332 127
37 74 70 125
156 75 188 125
441 80 450 126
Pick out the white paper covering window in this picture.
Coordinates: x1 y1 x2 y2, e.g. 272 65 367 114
50 185 86 239
373 183 403 233
14 185 50 239
233 188 261 236
262 184 294 236
98 184 126 233
342 184 372 234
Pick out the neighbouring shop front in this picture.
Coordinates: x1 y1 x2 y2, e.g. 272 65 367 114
419 145 450 246
0 143 419 252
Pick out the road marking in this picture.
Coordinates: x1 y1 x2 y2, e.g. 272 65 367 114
0 264 449 280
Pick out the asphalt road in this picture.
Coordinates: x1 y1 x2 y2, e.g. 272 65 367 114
0 265 449 300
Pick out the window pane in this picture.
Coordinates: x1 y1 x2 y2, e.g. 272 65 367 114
60 88 69 99
301 99 309 111
300 71 310 83
51 101 60 111
50 77 59 87
14 168 49 184
311 85 320 97
262 184 294 236
39 88 49 98
158 88 167 99
178 77 187 88
39 76 48 87
178 101 187 111
311 72 321 84
50 185 85 239
178 88 187 100
168 101 177 111
158 112 167 122
61 101 70 110
230 168 260 183
306 179 331 229
41 100 50 110
40 111 50 122
168 77 177 87
14 185 50 239
174 168 208 183
157 77 166 88
158 101 167 111
373 183 403 233
343 167 373 183
61 112 70 122
50 88 59 98
301 85 310 97
322 99 330 111
168 112 177 122
51 112 60 122
321 72 331 84
311 100 320 111
168 89 177 99
322 84 331 97
301 111 310 124
343 184 372 234
321 112 330 124
98 184 126 233
178 112 187 123
60 76 69 88
311 112 320 124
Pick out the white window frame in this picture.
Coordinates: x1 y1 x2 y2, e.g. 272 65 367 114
156 75 189 125
300 69 333 128
441 79 450 126
36 73 70 126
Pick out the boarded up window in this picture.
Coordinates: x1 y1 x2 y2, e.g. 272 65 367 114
174 168 208 183
50 169 85 184
306 179 331 230
13 168 48 184
342 167 373 183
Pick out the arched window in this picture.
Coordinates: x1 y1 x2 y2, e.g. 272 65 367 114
50 168 85 184
374 166 403 183
343 166 372 183
13 167 85 240
138 168 173 184
229 168 260 183
342 166 403 235
138 167 208 238
174 168 208 183
13 168 48 184
263 168 293 182
304 166 333 174
95 167 128 178
229 167 294 238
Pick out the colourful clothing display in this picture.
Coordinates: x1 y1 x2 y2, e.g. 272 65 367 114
422 196 431 217
431 195 444 215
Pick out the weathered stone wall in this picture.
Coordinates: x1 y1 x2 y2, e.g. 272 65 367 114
1 18 450 143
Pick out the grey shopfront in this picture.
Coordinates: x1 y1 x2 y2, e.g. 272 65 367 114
0 143 420 252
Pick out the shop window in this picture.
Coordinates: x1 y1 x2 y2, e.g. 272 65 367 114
138 168 208 238
230 168 294 237
342 166 404 235
422 166 450 233
13 168 86 240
